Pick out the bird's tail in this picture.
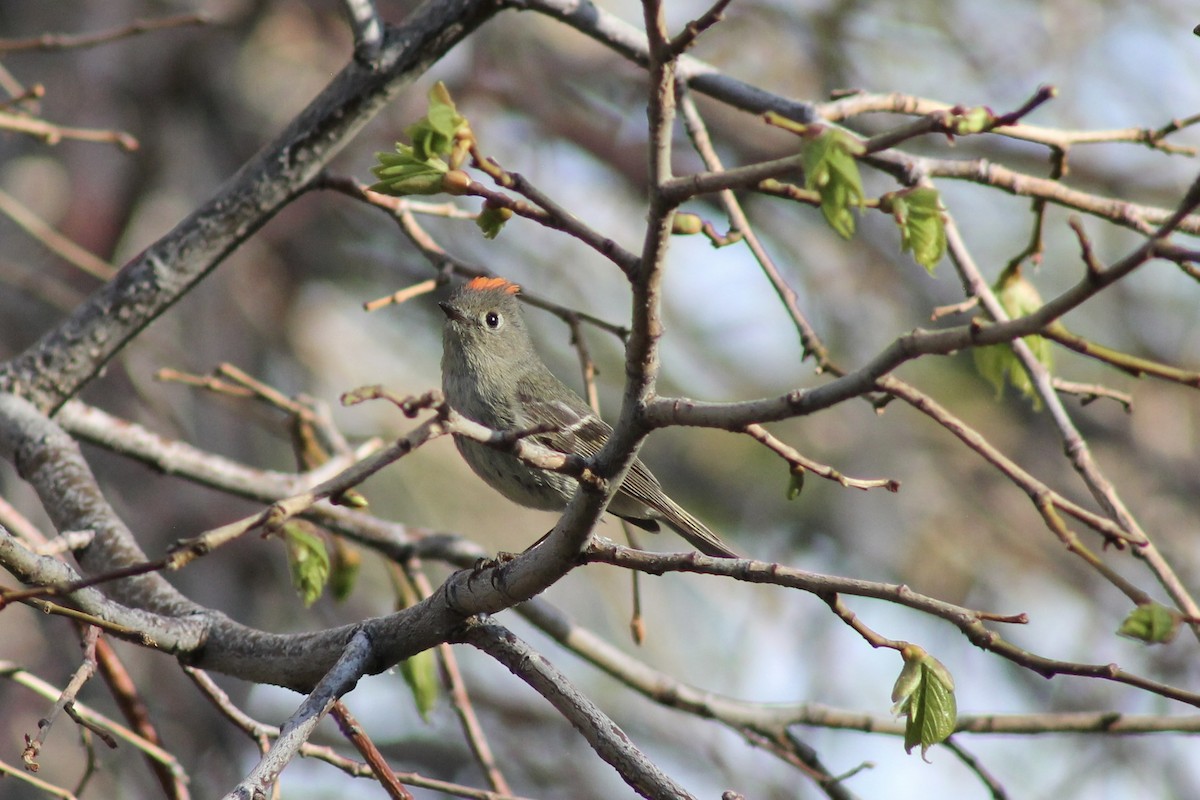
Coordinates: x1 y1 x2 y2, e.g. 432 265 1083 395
656 498 739 559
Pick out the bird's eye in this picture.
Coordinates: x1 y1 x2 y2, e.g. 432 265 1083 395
485 311 502 329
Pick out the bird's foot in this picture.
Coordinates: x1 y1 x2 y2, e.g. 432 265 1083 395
470 551 519 576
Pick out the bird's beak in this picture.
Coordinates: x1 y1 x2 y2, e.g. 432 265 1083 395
438 301 466 323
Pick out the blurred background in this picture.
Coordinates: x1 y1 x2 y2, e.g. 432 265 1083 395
2 0 1200 797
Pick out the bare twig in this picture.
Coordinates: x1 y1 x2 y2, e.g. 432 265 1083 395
465 150 643 278
743 423 900 492
817 91 1199 156
363 278 443 311
316 174 629 339
0 188 117 279
0 759 79 799
1050 378 1133 410
23 627 102 772
585 543 1200 709
676 88 834 368
187 666 534 799
0 13 210 53
1 660 188 779
95 638 190 800
330 703 413 800
405 561 512 794
0 109 139 151
943 738 1009 800
1044 324 1200 388
668 0 733 55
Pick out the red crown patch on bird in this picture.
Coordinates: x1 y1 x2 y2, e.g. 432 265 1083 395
466 276 520 295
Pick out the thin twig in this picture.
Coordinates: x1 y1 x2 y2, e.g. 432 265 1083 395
585 543 1200 709
676 87 834 369
0 188 117 279
1 660 186 775
330 703 413 800
0 13 211 53
415 561 512 794
23 627 102 771
564 313 602 414
315 174 629 339
363 278 443 312
95 638 190 799
668 0 733 55
0 759 79 799
943 738 1009 800
743 423 899 492
1050 378 1133 410
1044 324 1200 388
0 109 138 151
816 91 1199 156
186 666 536 800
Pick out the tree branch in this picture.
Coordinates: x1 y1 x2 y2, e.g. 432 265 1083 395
0 0 503 412
458 620 699 799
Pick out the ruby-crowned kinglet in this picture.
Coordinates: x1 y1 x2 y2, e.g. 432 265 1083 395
439 276 737 558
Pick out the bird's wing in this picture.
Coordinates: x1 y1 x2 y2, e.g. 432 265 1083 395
513 375 667 494
516 395 610 459
513 374 738 557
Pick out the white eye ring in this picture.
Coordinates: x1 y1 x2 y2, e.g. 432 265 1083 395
484 310 502 329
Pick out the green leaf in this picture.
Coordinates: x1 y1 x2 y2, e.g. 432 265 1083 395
891 644 957 760
972 265 1053 407
370 144 449 196
972 342 1014 398
404 82 469 162
329 538 361 603
1118 602 1181 644
950 106 994 135
282 521 331 608
399 648 441 720
891 187 946 273
786 466 805 500
995 264 1044 319
802 128 866 239
476 203 512 239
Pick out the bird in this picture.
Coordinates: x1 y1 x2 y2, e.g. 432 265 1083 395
439 276 738 558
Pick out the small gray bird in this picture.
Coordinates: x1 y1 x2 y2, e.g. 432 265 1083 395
439 276 737 558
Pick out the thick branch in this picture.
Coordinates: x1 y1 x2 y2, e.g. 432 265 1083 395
0 0 502 412
458 620 698 800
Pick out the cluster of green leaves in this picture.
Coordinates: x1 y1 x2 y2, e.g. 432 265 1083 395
285 518 440 714
476 202 513 240
885 187 947 274
891 644 957 759
972 264 1054 406
1119 601 1181 644
281 521 359 608
371 82 470 196
371 144 453 197
371 82 514 239
766 115 947 272
800 127 866 239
